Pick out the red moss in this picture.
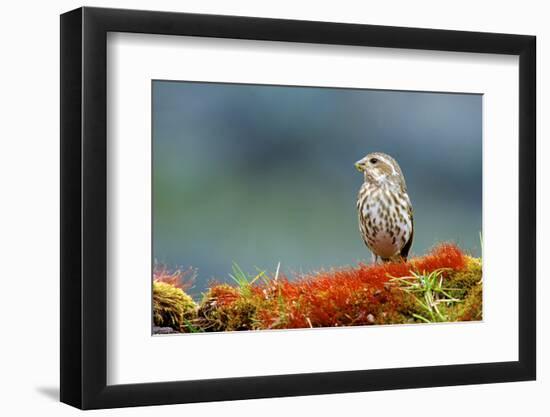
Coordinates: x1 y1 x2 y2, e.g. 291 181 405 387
153 265 195 291
207 243 467 329
208 285 240 307
413 243 466 273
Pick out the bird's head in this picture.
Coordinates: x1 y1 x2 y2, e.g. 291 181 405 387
355 152 406 187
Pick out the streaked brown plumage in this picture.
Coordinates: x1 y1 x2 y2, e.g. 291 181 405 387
355 152 413 263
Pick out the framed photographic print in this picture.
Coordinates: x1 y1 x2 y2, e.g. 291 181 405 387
60 6 536 410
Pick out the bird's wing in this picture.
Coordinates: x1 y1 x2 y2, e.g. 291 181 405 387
400 219 413 260
400 197 414 260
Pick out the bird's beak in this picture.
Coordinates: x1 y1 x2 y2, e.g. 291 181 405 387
355 161 364 172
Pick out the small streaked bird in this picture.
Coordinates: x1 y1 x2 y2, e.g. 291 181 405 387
355 152 414 263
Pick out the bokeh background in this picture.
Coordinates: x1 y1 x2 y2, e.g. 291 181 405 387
153 80 482 296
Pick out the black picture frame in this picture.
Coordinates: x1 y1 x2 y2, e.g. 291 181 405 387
60 6 536 410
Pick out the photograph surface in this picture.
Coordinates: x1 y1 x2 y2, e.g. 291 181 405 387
152 80 483 334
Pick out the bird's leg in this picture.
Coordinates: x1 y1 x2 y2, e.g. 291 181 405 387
371 253 378 265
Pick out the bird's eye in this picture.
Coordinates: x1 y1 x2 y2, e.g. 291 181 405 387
370 158 378 164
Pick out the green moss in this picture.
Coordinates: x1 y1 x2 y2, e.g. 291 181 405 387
443 256 483 321
153 281 197 331
195 285 261 332
446 256 482 290
392 289 427 323
453 282 483 321
388 257 483 323
344 288 408 326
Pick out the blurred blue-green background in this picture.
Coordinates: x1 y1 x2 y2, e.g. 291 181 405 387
153 81 482 295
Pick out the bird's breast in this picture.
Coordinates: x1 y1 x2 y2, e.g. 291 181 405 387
357 185 412 258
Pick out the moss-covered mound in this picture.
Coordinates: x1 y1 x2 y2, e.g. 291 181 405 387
153 244 482 333
152 281 197 331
